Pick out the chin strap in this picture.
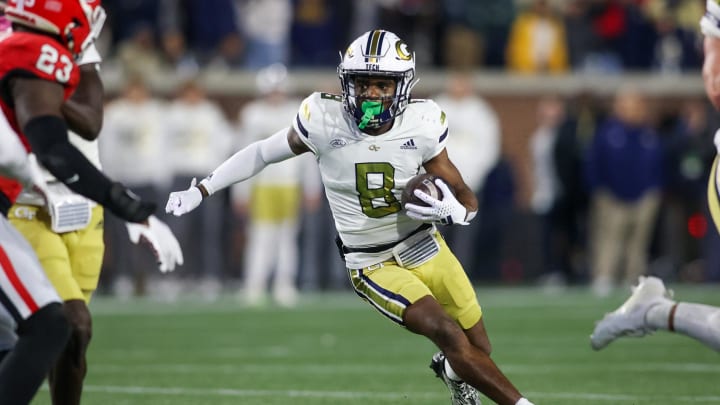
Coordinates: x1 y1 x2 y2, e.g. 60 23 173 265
358 100 383 129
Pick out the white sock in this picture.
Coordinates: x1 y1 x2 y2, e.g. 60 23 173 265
645 300 674 330
515 398 535 405
443 359 462 381
668 303 720 351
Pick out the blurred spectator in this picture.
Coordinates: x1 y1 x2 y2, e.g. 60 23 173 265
474 156 517 281
104 0 161 46
652 11 702 74
433 71 500 271
585 89 664 296
443 0 516 67
207 34 245 70
584 0 626 72
643 0 704 36
348 0 381 40
375 0 440 67
562 0 601 71
506 0 569 73
99 77 171 296
290 0 351 66
529 95 567 286
442 24 483 69
160 30 200 75
657 100 716 279
235 0 293 69
232 64 320 307
183 0 243 69
586 0 657 72
116 23 163 76
548 91 604 285
165 79 234 299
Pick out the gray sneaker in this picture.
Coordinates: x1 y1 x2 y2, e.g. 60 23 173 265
430 352 481 405
590 276 674 350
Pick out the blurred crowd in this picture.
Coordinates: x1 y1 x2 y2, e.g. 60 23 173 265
527 90 719 297
97 66 346 304
100 0 705 76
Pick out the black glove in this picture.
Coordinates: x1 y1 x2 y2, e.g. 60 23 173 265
106 182 156 223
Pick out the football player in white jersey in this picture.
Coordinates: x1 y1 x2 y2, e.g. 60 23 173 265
590 0 720 353
166 30 534 405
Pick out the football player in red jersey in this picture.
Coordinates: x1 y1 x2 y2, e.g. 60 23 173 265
0 1 159 403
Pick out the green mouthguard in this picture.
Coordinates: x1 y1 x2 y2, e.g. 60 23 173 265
358 100 383 129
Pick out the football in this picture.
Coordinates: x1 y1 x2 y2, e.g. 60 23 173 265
401 173 445 208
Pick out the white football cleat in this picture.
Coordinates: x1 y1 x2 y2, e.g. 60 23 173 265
590 276 674 350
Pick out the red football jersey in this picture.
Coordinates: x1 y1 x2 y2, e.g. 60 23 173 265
0 31 80 204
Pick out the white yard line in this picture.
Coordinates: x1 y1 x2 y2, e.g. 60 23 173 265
80 385 443 400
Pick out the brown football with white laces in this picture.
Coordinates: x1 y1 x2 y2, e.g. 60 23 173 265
401 173 445 208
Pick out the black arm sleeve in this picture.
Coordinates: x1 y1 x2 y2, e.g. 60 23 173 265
23 115 155 222
23 115 113 201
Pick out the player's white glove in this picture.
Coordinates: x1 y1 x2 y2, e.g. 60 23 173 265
77 43 102 66
126 215 184 272
405 179 472 225
165 178 203 216
714 129 720 155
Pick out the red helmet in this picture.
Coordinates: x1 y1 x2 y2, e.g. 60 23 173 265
4 0 104 59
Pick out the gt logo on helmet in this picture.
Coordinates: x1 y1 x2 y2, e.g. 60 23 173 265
395 42 412 61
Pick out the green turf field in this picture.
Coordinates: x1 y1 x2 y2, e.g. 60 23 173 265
31 285 720 405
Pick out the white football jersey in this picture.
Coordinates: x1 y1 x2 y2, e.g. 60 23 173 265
293 92 448 268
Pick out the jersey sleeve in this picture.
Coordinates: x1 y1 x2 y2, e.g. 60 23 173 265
292 92 324 155
702 0 720 38
418 100 449 162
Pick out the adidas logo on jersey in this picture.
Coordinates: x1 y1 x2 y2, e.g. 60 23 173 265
400 139 417 150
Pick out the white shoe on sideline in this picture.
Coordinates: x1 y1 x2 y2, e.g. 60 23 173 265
590 276 673 350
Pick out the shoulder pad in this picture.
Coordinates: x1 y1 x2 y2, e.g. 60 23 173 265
408 99 447 126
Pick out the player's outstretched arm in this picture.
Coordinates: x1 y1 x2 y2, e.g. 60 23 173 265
166 126 307 216
11 77 155 223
